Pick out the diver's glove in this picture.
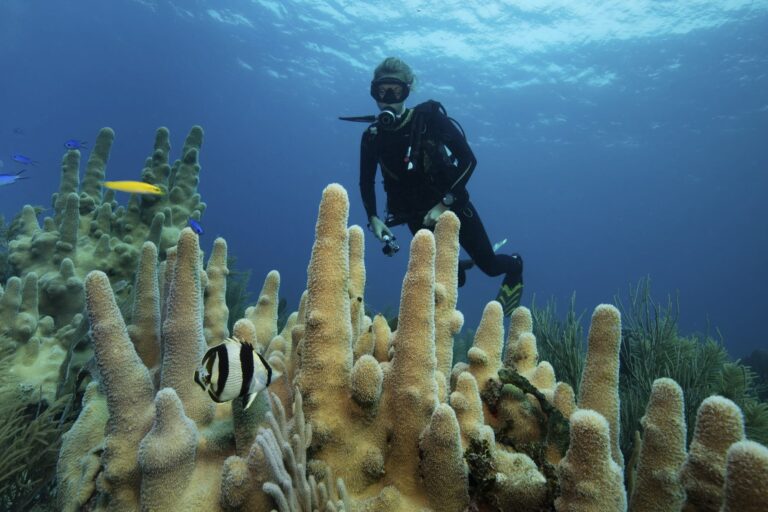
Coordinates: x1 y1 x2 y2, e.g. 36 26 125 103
422 202 449 228
368 215 394 241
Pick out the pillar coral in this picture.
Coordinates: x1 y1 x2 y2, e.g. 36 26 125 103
160 228 216 426
433 211 463 388
0 273 39 343
556 409 626 512
504 304 533 367
137 387 199 510
294 184 356 468
129 242 161 369
56 382 109 512
287 290 308 382
204 237 230 346
292 185 427 508
510 332 539 377
450 370 548 510
370 314 392 363
418 403 469 512
721 440 768 512
629 378 687 512
385 229 439 498
348 225 367 343
245 270 281 349
467 301 504 395
493 325 546 446
292 185 472 510
57 230 302 511
288 185 391 503
84 271 156 510
457 293 570 495
450 371 491 448
552 305 625 511
577 304 624 468
49 181 768 512
529 361 556 402
1 126 208 406
553 382 577 418
680 396 745 512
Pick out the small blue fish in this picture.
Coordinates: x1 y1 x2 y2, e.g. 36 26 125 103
64 139 88 150
13 128 24 135
0 170 29 187
188 218 204 235
11 153 38 166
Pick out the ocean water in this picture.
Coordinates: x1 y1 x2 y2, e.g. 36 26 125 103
1 0 766 358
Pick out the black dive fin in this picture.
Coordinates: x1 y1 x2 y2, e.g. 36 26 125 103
496 276 523 317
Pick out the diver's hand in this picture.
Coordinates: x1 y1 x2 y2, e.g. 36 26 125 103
368 216 393 241
422 203 449 228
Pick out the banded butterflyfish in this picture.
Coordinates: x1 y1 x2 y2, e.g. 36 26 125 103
194 337 280 410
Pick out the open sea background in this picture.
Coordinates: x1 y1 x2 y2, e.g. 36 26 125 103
1 0 766 358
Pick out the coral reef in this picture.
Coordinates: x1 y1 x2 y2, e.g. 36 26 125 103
1 119 765 510
0 126 209 508
56 225 356 511
47 182 768 512
1 125 206 406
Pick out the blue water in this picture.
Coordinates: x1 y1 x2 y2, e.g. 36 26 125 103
1 1 766 357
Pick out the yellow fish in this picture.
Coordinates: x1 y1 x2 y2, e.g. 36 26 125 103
103 181 164 195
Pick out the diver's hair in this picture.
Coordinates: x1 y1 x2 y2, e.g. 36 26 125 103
373 57 416 86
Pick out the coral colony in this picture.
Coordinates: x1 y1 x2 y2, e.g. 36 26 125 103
0 127 765 511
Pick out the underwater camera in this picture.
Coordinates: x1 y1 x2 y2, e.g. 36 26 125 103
381 234 400 256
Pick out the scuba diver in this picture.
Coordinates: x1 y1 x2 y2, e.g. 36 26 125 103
342 57 524 316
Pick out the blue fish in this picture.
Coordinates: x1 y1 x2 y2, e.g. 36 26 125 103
188 218 204 235
11 153 38 166
64 139 88 150
0 170 29 187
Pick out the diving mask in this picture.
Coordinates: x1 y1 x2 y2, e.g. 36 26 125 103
370 77 410 104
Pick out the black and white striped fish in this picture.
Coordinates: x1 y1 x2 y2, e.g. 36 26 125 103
194 337 280 410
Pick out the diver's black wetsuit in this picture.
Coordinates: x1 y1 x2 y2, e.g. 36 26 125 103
359 104 523 301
